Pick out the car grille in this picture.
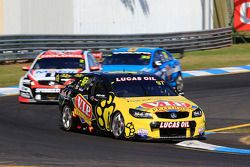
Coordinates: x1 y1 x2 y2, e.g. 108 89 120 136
38 80 65 86
159 127 196 138
155 112 189 119
38 81 53 85
159 121 196 138
160 128 186 138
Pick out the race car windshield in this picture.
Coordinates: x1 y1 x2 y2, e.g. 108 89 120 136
32 58 85 69
111 81 176 97
103 53 151 65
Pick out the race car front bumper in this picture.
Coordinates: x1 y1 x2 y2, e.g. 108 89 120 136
19 85 61 103
124 115 206 140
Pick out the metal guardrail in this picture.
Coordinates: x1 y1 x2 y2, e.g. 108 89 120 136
0 27 232 62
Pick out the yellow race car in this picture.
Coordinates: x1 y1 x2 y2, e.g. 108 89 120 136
58 72 206 140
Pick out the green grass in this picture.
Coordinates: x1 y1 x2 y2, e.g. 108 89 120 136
0 43 250 87
180 43 250 70
0 63 30 87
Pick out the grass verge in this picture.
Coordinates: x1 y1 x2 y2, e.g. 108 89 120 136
0 63 31 87
180 43 250 70
0 43 250 87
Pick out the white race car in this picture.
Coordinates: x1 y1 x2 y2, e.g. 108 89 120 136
19 50 100 103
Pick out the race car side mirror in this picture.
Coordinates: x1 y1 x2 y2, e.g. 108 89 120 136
22 66 30 71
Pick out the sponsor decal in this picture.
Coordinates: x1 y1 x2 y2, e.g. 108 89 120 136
138 129 148 137
116 76 157 82
40 54 83 58
34 70 78 75
141 101 191 109
35 88 61 93
234 0 250 31
74 94 92 125
156 80 165 85
160 122 190 128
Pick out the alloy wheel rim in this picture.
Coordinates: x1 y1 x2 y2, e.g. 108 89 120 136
176 76 184 91
112 113 124 137
62 107 72 129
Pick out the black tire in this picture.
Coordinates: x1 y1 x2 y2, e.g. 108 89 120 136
176 74 184 95
61 104 77 131
111 112 125 139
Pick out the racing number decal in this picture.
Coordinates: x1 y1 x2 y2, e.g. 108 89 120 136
80 77 89 87
95 93 116 131
74 94 93 125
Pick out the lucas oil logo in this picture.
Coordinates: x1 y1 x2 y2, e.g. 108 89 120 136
75 94 92 120
141 101 191 108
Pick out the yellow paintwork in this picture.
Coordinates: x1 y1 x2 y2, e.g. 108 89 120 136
97 95 206 139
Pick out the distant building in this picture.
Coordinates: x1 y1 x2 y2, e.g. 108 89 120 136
0 0 218 34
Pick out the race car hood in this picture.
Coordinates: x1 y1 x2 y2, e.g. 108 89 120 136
102 65 148 72
122 96 199 113
29 69 82 81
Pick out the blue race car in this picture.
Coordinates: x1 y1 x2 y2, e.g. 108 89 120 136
102 47 184 94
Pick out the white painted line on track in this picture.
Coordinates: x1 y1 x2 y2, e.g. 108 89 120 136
176 140 250 155
218 67 249 73
0 87 18 96
182 70 214 76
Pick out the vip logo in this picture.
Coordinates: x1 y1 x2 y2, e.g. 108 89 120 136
141 101 191 108
75 94 92 119
234 0 250 31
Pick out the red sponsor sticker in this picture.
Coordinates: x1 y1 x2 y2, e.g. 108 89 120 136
160 122 190 128
75 94 92 119
141 101 191 108
234 0 250 31
40 50 84 58
40 54 83 58
92 52 103 59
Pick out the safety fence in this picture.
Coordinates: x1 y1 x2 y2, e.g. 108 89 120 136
0 27 232 62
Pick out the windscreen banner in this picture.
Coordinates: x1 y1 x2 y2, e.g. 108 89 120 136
234 0 250 31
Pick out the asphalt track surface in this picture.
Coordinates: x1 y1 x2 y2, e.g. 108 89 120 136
0 73 249 167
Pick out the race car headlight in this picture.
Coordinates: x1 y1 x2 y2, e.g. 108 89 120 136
192 108 203 117
23 79 35 86
30 81 35 86
129 109 153 119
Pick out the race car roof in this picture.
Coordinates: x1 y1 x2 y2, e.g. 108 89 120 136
112 47 161 53
39 50 84 59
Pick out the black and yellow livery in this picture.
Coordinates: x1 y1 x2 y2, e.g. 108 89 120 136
58 72 206 140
